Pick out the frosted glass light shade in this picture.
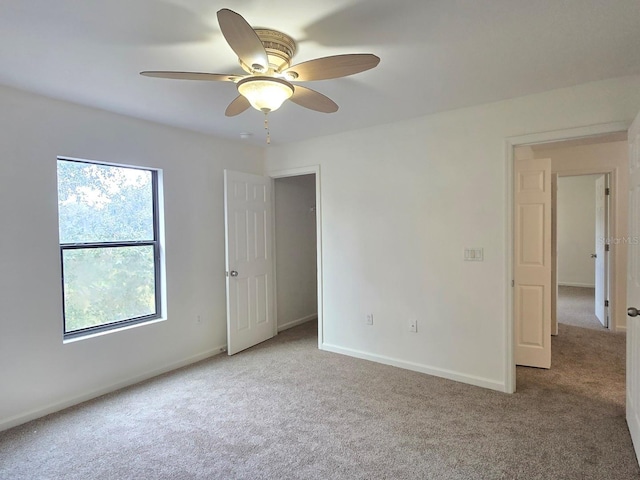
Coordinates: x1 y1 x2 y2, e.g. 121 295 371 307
237 76 294 113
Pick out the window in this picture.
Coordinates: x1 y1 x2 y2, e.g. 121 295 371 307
57 158 161 338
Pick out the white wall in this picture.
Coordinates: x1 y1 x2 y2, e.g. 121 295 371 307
274 175 317 330
3 74 640 430
0 85 263 430
264 74 640 392
557 175 600 287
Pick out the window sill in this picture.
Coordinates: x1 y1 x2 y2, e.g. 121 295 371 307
63 317 167 344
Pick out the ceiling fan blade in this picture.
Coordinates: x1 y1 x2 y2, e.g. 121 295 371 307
140 71 239 82
225 95 251 117
283 54 380 81
217 9 269 72
290 86 338 113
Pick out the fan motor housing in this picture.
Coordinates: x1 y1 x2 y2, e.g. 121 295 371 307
240 28 297 73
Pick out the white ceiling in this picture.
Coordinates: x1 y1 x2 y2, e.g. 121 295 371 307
2 0 640 146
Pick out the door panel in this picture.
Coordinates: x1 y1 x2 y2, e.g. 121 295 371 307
518 285 545 345
519 204 545 264
225 170 275 355
515 158 552 368
627 111 640 461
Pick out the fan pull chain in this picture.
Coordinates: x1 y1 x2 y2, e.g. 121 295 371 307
264 112 271 145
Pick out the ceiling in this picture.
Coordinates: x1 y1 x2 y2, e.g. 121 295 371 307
2 0 640 146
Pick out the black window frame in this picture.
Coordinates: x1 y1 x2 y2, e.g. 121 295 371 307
58 157 162 340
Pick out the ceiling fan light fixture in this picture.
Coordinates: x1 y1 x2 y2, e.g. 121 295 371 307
237 76 294 113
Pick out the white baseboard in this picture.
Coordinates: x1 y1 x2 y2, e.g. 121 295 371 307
617 325 627 333
0 345 227 433
321 343 506 393
278 314 317 332
558 282 595 288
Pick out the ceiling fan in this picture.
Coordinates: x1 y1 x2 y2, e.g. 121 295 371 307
141 8 380 142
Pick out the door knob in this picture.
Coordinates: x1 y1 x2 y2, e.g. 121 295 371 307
628 307 640 317
590 253 597 258
230 270 238 277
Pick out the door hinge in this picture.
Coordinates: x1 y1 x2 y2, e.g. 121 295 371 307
605 187 610 195
605 300 609 307
605 244 610 252
512 279 515 287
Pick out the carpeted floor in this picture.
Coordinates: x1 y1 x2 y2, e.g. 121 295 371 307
557 285 608 330
0 313 637 479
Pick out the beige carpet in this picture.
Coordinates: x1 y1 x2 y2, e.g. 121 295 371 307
557 285 608 330
0 316 637 479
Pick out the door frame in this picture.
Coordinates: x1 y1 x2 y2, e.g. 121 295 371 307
267 165 324 348
505 121 629 393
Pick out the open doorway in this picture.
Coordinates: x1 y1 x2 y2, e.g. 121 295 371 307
223 167 322 355
268 165 323 350
511 131 628 388
556 174 611 331
524 135 629 339
511 132 629 416
273 174 318 337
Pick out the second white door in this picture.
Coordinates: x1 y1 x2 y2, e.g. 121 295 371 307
224 170 276 355
514 157 552 369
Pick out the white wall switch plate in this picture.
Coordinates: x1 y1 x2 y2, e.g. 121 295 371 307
409 319 417 333
366 314 374 325
464 248 484 261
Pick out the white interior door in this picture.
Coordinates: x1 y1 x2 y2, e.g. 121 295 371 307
514 158 552 368
224 170 275 355
595 174 608 327
627 111 640 461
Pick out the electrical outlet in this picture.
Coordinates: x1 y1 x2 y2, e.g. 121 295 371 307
366 314 374 325
197 315 202 324
409 319 417 333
